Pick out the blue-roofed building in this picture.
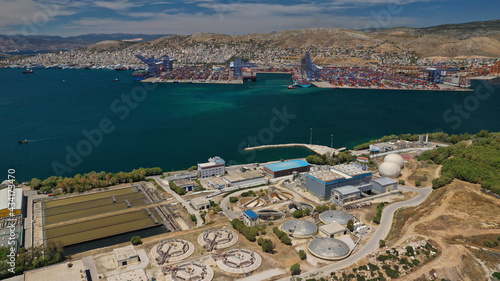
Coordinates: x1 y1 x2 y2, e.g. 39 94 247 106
242 210 260 226
263 159 311 178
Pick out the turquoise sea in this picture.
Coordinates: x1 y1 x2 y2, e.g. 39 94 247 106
1 69 499 181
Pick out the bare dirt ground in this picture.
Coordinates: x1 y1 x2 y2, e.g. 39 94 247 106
386 180 500 280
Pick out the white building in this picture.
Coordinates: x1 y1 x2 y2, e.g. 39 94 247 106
198 156 225 178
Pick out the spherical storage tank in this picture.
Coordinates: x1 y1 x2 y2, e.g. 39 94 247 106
383 154 404 168
379 162 401 178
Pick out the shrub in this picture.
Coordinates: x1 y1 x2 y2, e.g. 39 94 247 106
492 272 500 279
379 239 386 248
405 246 415 256
299 250 307 260
131 236 142 245
415 180 421 187
290 263 301 275
398 179 405 185
229 196 238 203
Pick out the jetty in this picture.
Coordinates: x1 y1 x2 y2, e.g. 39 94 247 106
244 143 346 155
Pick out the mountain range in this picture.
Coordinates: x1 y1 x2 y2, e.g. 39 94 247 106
1 19 500 58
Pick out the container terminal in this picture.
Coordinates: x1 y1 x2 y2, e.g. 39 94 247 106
132 51 500 91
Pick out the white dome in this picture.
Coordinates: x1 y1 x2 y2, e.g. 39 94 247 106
383 154 404 168
379 162 401 178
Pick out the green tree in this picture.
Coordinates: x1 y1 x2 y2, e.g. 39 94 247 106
398 179 405 185
130 236 142 245
187 165 198 172
261 239 275 253
415 180 421 187
290 263 301 275
229 196 238 203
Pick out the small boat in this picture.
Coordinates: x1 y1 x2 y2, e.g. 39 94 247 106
113 78 119 82
23 69 34 74
288 85 296 89
18 140 29 144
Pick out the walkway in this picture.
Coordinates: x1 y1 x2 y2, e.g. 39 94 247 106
150 176 203 227
276 185 433 280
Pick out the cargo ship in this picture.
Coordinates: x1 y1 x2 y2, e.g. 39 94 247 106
132 70 148 81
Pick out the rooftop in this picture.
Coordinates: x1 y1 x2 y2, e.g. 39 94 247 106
173 180 194 186
307 169 344 182
264 159 310 172
113 245 138 261
0 187 23 211
191 197 210 206
372 177 398 186
243 210 259 219
333 185 360 196
333 164 370 177
319 222 348 234
223 171 264 183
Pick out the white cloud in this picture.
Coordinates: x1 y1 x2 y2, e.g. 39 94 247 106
0 0 77 33
93 0 143 11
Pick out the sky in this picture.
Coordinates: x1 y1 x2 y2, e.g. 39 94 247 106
0 0 499 36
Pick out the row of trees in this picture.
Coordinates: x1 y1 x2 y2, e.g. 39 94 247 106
353 131 480 151
0 241 65 279
373 202 388 224
30 167 163 194
231 219 258 242
273 227 292 245
305 151 356 166
418 131 500 194
292 208 311 218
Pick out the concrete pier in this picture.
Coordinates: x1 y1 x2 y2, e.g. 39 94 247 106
244 143 346 155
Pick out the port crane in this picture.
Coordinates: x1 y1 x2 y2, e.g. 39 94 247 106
229 58 257 79
301 51 323 80
135 55 176 77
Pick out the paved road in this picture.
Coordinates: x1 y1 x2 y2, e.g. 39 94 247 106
220 186 271 220
276 185 433 280
151 176 203 227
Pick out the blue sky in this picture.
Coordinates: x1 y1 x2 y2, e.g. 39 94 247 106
0 0 499 36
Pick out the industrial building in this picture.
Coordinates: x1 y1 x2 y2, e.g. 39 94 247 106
242 210 259 226
0 187 23 218
198 156 225 178
305 164 372 200
190 197 211 211
206 177 228 189
371 177 398 193
173 180 195 192
113 245 140 267
223 171 266 188
319 222 348 238
263 159 311 178
0 216 23 251
331 177 398 206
